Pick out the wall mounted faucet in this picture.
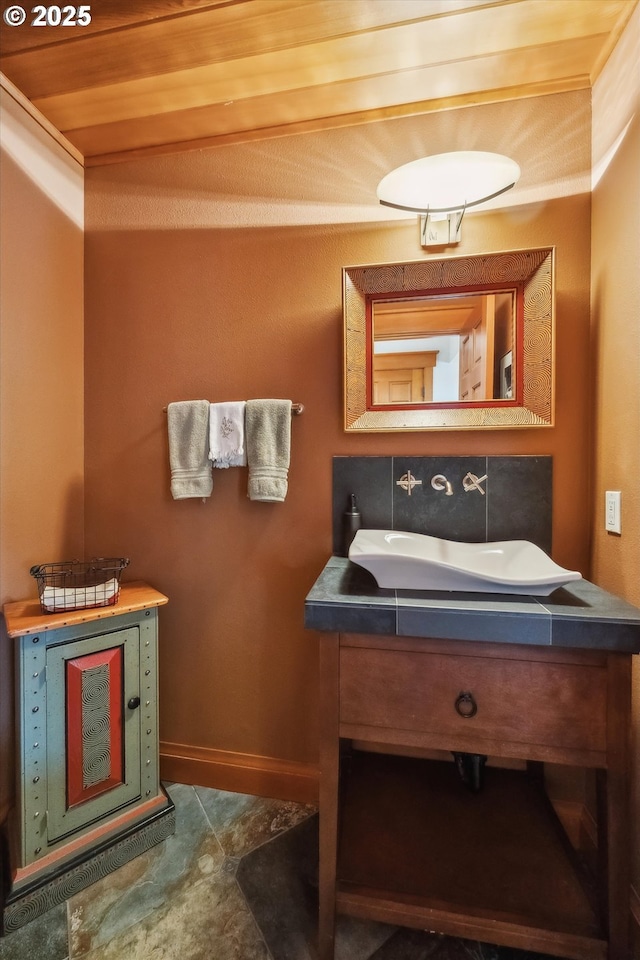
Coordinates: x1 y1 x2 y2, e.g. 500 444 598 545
431 474 453 496
397 471 422 496
462 472 488 495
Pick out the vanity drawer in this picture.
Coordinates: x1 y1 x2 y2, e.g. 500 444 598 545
339 642 608 760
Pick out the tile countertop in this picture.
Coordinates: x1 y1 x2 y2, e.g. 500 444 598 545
304 557 640 654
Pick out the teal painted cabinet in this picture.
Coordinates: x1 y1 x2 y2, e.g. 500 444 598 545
2 582 175 933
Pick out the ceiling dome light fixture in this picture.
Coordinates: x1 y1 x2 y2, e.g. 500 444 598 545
376 151 521 246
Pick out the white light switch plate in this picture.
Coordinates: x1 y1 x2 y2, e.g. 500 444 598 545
605 490 621 534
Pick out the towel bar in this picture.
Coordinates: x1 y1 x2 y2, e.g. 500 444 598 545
164 402 304 415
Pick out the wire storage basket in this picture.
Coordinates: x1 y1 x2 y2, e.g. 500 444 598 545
30 558 130 614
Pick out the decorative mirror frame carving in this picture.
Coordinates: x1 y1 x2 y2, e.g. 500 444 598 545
343 247 555 432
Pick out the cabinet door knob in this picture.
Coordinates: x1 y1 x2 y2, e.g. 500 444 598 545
128 696 141 710
455 691 478 718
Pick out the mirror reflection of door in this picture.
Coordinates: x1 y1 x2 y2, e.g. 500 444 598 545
459 294 495 401
371 291 514 406
373 351 437 403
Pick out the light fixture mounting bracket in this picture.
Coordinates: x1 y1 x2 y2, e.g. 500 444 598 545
420 209 463 247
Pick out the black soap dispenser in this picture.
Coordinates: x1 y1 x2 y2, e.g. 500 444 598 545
343 493 361 556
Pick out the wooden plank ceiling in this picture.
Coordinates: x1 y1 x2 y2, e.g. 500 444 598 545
0 0 636 166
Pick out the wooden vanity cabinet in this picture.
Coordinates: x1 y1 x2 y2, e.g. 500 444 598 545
318 632 632 960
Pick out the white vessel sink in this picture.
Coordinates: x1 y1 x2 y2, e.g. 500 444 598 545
348 529 581 596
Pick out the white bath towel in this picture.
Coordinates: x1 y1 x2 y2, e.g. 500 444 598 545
167 400 213 500
209 401 247 468
42 578 119 613
245 399 292 502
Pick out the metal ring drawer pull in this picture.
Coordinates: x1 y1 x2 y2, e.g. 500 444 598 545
455 691 478 718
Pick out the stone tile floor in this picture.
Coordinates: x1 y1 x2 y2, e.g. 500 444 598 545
0 782 563 960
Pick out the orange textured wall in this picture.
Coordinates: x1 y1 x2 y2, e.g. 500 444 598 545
0 88 84 819
591 36 640 603
591 3 640 896
84 170 591 778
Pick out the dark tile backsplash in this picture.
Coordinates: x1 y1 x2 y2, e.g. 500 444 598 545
332 456 552 556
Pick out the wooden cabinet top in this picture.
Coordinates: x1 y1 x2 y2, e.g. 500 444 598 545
3 581 168 637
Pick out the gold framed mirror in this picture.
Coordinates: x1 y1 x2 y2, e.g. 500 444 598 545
343 247 554 432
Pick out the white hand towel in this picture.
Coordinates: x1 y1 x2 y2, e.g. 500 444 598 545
246 399 292 502
209 401 247 468
167 400 213 500
42 578 119 613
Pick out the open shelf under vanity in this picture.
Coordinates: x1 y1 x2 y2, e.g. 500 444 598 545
336 751 603 959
